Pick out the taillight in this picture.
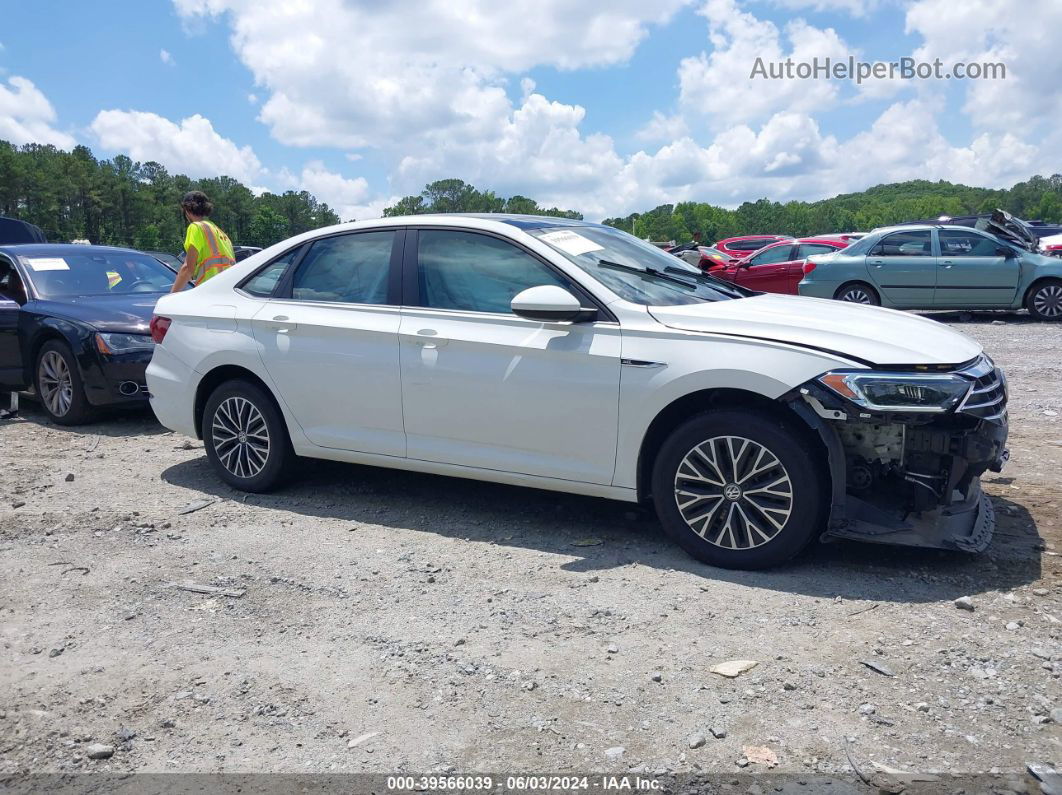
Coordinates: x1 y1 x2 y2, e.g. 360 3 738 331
150 315 171 344
802 259 817 275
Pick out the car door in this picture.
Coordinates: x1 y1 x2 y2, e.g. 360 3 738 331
399 228 621 485
935 229 1021 307
865 229 936 307
0 258 27 390
734 244 797 293
250 229 406 456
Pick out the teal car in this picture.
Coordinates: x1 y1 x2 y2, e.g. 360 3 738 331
798 221 1062 320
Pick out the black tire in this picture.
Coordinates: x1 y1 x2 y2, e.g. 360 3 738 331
835 282 880 306
201 379 293 492
1025 278 1062 321
35 340 94 425
651 410 826 569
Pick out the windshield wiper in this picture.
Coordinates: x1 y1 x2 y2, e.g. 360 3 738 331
660 265 750 298
596 259 698 290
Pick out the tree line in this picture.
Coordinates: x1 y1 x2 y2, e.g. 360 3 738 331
602 175 1062 243
3 139 1061 253
0 140 341 253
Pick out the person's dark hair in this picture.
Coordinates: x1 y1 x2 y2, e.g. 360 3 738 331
181 191 213 218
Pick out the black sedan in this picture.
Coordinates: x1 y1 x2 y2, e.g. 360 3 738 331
0 244 178 424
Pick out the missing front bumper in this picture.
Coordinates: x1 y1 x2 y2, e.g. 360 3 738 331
823 480 996 552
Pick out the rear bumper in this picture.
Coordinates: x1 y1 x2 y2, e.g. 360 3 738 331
146 345 199 437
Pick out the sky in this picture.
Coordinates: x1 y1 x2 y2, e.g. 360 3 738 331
0 0 1059 222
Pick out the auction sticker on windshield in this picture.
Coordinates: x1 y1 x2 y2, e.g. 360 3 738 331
539 230 603 256
25 257 69 271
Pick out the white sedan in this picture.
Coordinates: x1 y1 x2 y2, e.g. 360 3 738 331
147 214 1008 569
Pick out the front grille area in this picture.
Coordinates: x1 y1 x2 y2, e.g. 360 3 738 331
958 357 1007 422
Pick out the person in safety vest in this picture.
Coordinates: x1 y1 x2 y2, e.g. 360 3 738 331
171 191 236 293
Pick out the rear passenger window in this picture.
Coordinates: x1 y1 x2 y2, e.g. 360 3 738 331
242 245 303 297
869 230 932 257
291 231 394 304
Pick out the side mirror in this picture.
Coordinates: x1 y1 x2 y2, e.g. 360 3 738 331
511 285 595 322
995 245 1013 258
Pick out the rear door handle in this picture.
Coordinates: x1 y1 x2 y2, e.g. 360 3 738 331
404 329 448 348
940 260 954 268
869 259 884 267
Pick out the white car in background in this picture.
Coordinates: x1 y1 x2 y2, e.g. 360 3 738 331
147 215 1008 569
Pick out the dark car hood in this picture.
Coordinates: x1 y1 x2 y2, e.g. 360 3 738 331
32 293 162 333
985 209 1038 251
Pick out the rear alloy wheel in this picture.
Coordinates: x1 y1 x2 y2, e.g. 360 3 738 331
835 283 880 305
202 379 293 492
652 410 826 569
36 340 94 425
1027 279 1062 321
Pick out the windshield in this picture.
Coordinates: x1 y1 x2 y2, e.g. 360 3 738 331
20 251 177 299
528 226 752 306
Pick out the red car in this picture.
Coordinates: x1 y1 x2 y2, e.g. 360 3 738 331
713 235 792 260
709 237 849 294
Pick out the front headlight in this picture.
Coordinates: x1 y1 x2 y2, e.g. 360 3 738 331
95 332 155 354
818 371 971 413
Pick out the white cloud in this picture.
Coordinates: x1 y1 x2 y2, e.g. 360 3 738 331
89 110 262 182
905 0 1062 133
768 0 882 16
160 48 174 65
636 112 689 142
677 0 852 129
0 76 75 148
172 0 689 149
281 160 370 221
247 92 257 104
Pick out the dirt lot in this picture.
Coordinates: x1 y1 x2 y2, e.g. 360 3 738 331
1 312 1059 787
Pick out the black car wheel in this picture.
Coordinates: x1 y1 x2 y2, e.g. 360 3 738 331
1026 279 1062 321
202 379 293 492
35 340 94 425
835 282 880 305
651 410 826 569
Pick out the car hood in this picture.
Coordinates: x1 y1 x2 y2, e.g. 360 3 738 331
985 208 1038 251
32 293 162 333
648 293 982 366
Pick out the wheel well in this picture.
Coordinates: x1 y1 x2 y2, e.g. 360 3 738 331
636 388 828 502
1023 276 1062 305
193 365 279 440
833 280 877 301
27 330 68 381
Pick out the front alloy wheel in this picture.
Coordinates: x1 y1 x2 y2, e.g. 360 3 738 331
652 410 825 569
1028 280 1062 321
39 350 73 418
35 340 93 425
674 436 794 550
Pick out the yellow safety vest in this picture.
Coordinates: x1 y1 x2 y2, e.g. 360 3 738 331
186 220 236 284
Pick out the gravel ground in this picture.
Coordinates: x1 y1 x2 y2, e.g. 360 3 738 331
0 312 1059 787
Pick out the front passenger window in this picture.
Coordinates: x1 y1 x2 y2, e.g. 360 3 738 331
291 232 394 304
418 230 571 314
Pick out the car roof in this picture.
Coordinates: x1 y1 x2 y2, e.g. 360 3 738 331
420 213 607 231
0 242 144 260
795 236 849 245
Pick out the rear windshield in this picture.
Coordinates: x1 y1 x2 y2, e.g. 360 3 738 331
529 226 751 306
20 251 176 298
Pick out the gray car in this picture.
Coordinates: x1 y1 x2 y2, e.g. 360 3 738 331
798 217 1062 320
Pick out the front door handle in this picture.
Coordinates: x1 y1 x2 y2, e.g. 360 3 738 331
262 315 297 332
940 260 954 268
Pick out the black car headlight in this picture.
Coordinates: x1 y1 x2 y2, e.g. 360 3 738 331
819 371 971 413
95 332 155 355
